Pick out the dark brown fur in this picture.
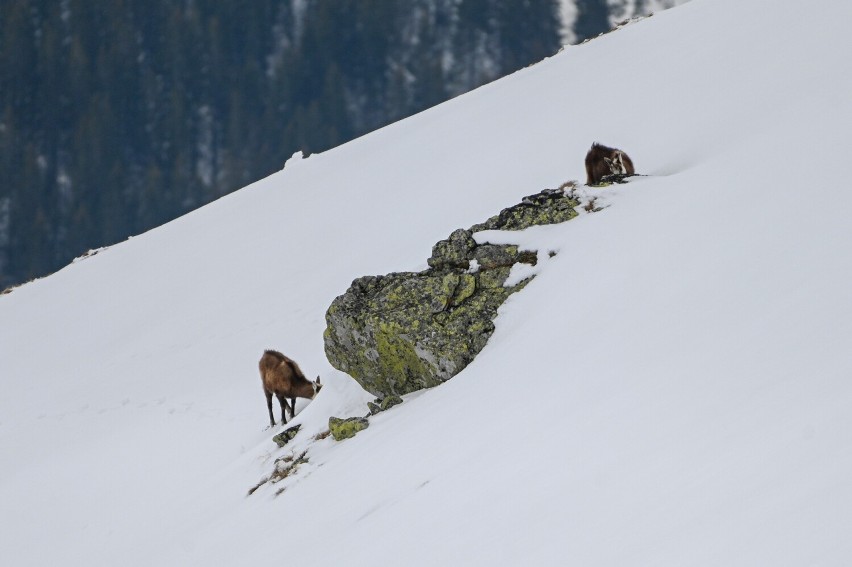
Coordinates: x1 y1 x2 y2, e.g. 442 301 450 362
585 143 635 185
259 349 322 427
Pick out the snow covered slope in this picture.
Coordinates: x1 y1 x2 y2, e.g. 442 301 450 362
3 0 852 564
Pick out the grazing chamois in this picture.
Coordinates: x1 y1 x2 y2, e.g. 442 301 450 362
259 349 322 427
585 142 635 185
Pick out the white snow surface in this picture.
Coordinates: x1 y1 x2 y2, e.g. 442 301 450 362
3 0 852 564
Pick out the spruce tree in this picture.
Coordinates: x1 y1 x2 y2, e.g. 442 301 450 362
575 0 612 42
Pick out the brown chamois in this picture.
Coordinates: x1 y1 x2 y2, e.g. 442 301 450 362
259 349 322 427
585 142 635 185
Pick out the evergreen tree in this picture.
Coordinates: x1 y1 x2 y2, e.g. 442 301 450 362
575 0 613 42
0 0 565 290
496 0 562 74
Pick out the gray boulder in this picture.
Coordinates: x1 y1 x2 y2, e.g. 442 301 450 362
324 187 579 398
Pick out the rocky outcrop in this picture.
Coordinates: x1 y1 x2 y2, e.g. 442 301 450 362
324 186 579 398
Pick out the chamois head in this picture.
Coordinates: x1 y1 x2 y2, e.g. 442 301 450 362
312 376 323 397
604 152 627 175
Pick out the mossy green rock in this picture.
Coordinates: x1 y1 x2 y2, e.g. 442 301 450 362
324 188 579 398
329 416 370 441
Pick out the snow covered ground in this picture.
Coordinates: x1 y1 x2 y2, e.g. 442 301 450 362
3 0 852 564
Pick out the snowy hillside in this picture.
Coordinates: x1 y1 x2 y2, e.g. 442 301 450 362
3 0 852 564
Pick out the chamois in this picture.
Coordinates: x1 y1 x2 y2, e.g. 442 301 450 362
585 142 635 185
259 349 322 427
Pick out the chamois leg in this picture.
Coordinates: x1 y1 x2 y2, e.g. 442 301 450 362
290 398 297 420
265 389 275 427
276 393 291 425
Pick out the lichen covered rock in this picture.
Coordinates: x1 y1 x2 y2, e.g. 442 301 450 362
329 416 370 441
272 424 302 447
368 395 404 415
324 266 523 397
324 187 579 398
427 229 477 270
470 187 580 232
